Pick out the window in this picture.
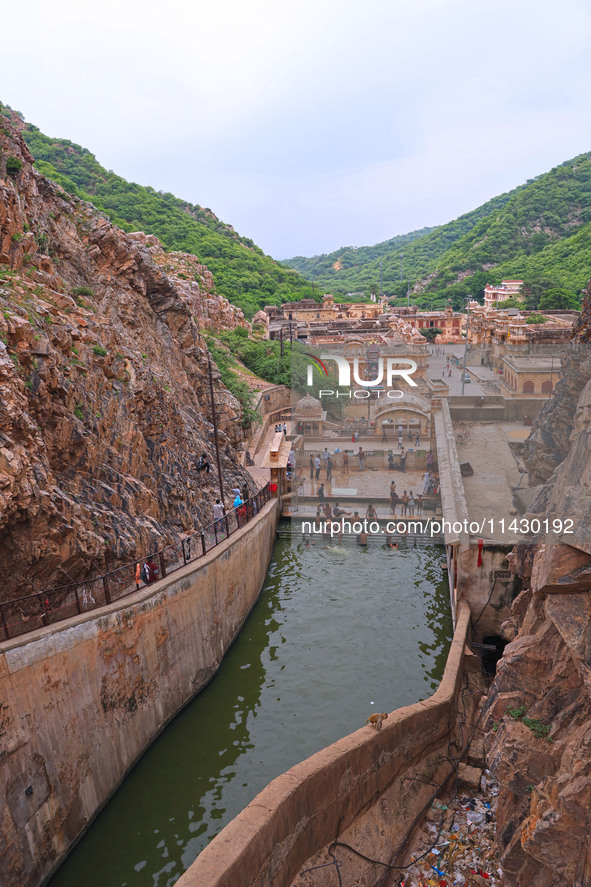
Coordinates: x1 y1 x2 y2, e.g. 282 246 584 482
522 381 535 394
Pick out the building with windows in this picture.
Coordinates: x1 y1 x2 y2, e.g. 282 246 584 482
500 355 560 398
483 280 524 310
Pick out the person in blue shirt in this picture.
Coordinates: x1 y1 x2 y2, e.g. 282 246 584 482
234 491 244 527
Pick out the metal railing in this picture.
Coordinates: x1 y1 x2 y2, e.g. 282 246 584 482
0 485 271 643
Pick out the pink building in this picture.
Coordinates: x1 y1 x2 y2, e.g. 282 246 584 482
483 280 523 310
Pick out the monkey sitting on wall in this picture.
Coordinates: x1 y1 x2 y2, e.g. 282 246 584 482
366 712 388 730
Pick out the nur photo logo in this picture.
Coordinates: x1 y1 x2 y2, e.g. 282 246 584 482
305 352 418 399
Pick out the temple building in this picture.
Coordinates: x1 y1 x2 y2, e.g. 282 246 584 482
500 355 561 398
293 394 326 437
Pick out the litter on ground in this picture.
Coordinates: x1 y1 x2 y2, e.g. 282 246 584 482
397 770 502 887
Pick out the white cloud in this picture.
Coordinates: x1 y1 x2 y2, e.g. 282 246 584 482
1 0 591 257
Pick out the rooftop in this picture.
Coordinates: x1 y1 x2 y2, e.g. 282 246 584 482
455 421 529 543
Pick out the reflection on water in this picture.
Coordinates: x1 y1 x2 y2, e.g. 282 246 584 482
48 532 451 887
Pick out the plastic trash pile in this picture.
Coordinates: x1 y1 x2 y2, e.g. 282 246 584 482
398 771 502 887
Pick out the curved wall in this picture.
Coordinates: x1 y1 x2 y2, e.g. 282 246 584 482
0 499 279 887
176 600 479 887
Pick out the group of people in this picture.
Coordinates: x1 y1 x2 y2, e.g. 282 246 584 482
387 449 406 472
388 481 423 516
393 424 421 449
309 447 368 480
135 559 159 588
382 424 421 446
310 448 334 481
274 423 288 435
212 485 252 533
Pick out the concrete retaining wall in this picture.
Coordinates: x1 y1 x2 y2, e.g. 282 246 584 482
246 386 292 458
459 544 520 642
0 500 279 887
176 601 480 887
449 396 544 423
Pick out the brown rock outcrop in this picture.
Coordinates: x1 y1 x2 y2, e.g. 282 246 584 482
525 279 591 486
483 285 591 886
0 115 254 601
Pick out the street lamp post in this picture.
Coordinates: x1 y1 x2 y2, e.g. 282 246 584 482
207 352 226 511
461 299 471 397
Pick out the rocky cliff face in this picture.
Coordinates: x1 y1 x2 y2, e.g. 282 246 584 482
482 284 591 886
525 281 591 486
0 115 253 601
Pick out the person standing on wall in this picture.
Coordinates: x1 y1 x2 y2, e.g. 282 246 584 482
213 498 225 535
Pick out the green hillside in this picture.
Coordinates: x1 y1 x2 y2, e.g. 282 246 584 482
0 103 318 319
285 155 591 308
6 101 590 314
287 225 434 281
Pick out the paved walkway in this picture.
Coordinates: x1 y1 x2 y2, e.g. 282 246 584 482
246 419 293 489
426 344 486 395
295 464 426 510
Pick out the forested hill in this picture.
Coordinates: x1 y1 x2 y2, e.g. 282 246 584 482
0 103 317 319
287 225 435 281
286 188 516 288
284 154 591 309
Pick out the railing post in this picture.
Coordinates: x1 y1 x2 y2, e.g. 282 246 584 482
224 515 230 538
40 593 49 626
213 522 218 545
0 605 8 640
74 586 82 615
159 552 167 579
201 531 206 556
182 538 188 564
103 575 111 605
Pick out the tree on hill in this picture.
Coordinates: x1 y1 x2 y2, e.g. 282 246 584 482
496 297 523 310
538 288 580 310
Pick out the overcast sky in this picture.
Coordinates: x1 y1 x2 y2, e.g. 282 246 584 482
2 0 591 259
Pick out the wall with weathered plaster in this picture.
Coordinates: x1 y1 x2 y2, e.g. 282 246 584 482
459 544 520 642
0 500 279 887
175 602 483 887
